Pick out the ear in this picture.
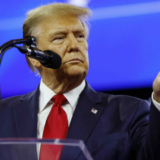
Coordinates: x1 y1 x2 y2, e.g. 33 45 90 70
28 57 42 68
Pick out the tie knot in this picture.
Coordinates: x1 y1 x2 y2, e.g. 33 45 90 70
51 94 67 105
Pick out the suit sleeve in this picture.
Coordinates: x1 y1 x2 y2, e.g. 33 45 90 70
140 101 160 160
130 100 160 160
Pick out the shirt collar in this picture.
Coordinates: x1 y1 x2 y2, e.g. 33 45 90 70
39 80 85 112
39 80 56 112
64 80 85 111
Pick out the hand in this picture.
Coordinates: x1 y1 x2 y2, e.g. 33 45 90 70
153 72 160 103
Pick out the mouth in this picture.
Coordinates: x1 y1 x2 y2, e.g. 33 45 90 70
64 58 83 64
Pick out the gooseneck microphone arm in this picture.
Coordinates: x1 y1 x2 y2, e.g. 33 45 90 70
0 36 61 69
0 36 37 64
0 36 36 54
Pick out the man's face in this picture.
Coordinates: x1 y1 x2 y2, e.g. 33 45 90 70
32 14 89 81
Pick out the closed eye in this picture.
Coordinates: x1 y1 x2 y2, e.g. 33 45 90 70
54 37 64 40
76 34 85 40
52 36 65 44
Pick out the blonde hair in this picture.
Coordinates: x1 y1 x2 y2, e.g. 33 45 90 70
23 3 92 72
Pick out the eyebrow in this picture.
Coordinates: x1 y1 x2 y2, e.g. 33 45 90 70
48 28 86 38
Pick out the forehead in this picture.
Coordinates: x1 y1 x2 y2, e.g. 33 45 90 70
38 15 86 36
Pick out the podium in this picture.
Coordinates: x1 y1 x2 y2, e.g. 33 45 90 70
0 138 93 160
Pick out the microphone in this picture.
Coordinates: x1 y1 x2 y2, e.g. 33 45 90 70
16 46 62 69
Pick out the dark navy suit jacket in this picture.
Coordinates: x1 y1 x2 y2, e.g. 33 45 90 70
0 82 160 160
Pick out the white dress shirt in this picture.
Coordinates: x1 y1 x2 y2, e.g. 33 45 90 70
37 80 85 158
152 92 160 111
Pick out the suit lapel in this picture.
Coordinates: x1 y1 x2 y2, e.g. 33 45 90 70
13 87 39 138
61 82 106 159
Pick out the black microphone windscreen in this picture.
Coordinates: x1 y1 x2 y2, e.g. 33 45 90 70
43 50 62 69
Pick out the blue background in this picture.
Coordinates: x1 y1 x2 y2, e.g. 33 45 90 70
0 0 160 99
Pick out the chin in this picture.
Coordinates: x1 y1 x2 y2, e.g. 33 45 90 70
66 67 87 79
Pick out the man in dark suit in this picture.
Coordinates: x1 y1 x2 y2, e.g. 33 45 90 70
1 2 160 160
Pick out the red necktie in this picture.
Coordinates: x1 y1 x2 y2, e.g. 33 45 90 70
40 94 68 160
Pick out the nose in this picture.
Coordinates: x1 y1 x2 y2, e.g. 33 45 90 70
67 34 79 53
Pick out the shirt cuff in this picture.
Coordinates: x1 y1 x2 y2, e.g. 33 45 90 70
152 92 160 112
